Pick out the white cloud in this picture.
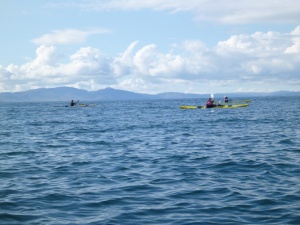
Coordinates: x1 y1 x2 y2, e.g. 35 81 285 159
56 0 300 24
112 41 139 76
133 44 160 75
285 26 300 53
1 26 300 93
114 78 148 92
111 40 215 82
0 45 116 92
32 28 110 45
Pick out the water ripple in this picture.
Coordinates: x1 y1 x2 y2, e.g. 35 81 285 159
0 97 300 224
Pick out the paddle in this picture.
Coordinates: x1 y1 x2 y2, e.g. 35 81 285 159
211 94 220 106
211 94 225 107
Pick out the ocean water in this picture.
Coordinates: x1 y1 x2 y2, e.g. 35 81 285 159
1 96 300 225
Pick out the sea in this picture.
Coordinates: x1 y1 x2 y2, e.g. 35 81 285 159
1 96 300 225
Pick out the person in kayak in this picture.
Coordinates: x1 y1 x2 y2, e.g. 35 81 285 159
70 100 79 107
206 98 215 108
224 96 229 103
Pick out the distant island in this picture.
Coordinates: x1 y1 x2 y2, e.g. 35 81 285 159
0 87 299 102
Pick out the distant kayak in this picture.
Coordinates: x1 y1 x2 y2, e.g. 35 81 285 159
180 104 249 109
53 103 98 108
79 104 97 107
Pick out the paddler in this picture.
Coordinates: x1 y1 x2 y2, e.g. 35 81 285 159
206 98 215 108
70 100 79 107
224 96 229 103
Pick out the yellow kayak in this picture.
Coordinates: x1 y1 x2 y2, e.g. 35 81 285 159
79 104 97 107
180 104 249 109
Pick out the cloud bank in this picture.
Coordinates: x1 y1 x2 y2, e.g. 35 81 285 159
1 26 300 93
54 0 300 24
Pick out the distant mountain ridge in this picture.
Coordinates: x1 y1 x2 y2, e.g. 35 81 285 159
0 87 299 102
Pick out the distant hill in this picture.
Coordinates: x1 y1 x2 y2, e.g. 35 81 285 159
91 88 154 100
0 87 299 102
0 87 155 102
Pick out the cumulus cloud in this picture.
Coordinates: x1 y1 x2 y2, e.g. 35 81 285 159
0 45 116 92
214 27 300 82
1 26 300 93
112 41 139 76
285 26 300 53
32 28 110 45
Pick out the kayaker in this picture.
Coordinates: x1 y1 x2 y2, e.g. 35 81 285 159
206 98 215 108
224 96 229 103
70 100 79 107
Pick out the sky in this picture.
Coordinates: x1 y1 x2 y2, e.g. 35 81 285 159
1 0 300 94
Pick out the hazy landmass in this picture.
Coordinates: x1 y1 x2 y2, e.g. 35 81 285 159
0 87 299 102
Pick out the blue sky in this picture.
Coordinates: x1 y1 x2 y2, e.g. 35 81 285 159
1 0 300 94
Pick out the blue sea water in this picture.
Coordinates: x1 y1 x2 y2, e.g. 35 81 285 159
1 96 300 225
